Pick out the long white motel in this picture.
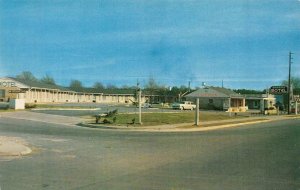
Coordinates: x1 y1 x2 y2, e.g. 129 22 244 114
0 77 154 104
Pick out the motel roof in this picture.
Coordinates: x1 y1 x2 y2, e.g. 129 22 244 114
185 86 244 98
80 88 160 96
6 77 159 96
10 77 73 92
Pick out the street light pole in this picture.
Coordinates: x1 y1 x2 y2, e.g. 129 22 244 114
195 98 199 126
288 51 293 115
138 88 142 125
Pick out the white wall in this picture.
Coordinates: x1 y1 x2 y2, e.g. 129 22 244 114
9 99 25 110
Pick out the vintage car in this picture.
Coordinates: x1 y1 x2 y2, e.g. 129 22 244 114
172 101 196 110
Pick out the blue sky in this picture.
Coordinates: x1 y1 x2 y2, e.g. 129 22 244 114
0 0 300 90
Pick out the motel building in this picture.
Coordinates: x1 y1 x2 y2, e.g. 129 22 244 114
0 77 152 104
185 86 247 112
244 94 276 112
185 86 276 112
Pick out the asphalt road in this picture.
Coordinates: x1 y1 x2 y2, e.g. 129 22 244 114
0 116 299 190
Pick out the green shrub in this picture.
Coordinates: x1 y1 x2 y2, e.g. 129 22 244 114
103 119 111 124
106 109 118 117
0 105 9 110
25 103 37 109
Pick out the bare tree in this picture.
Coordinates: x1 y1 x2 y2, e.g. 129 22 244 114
16 71 38 81
106 84 117 90
282 77 300 89
69 80 83 91
93 82 105 89
144 76 160 90
40 74 56 85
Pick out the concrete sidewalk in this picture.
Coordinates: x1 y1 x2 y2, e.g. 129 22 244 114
0 111 82 126
80 115 300 132
0 136 32 157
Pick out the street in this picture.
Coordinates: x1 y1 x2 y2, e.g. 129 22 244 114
0 115 299 190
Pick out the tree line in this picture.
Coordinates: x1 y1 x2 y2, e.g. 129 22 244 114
14 71 300 95
15 71 190 94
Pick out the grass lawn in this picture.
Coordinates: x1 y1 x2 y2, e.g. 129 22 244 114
89 111 247 126
0 109 16 112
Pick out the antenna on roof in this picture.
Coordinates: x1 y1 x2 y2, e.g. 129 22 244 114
222 80 224 88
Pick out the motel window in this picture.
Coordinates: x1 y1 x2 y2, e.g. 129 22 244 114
0 90 5 97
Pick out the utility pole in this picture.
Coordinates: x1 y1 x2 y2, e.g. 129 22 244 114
288 51 293 115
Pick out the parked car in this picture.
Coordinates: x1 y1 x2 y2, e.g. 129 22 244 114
142 103 152 108
172 101 196 110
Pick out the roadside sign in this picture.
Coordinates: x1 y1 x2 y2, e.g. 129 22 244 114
294 95 300 102
269 86 288 94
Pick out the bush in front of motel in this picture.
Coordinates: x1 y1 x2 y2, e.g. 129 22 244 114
25 103 37 109
0 103 9 110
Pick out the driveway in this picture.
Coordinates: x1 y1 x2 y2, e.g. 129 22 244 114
0 111 83 126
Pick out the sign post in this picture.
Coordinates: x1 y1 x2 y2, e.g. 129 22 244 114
138 88 142 125
293 95 300 115
269 86 288 114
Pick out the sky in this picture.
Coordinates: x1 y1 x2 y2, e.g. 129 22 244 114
0 0 300 90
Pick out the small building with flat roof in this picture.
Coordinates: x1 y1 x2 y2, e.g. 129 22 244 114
244 94 276 112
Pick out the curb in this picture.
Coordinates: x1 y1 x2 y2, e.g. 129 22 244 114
77 118 274 132
77 122 121 130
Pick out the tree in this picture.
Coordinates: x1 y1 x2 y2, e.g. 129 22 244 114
16 71 38 81
121 85 138 89
106 84 117 90
282 77 300 88
93 82 105 89
40 74 56 85
280 77 300 111
281 77 300 89
69 80 83 91
144 76 160 90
